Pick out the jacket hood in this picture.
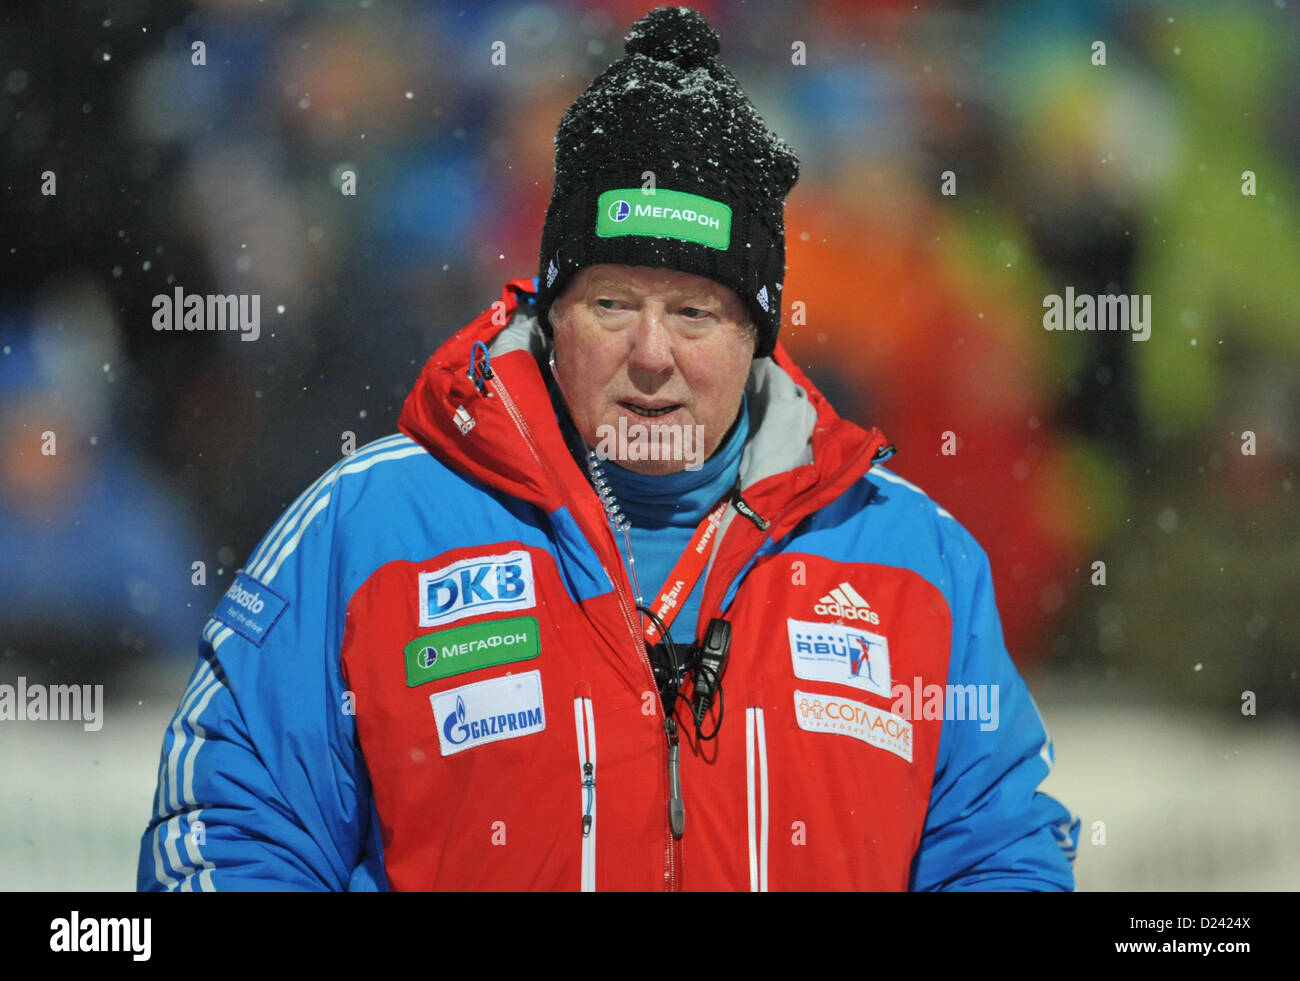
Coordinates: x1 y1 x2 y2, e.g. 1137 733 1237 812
398 278 891 570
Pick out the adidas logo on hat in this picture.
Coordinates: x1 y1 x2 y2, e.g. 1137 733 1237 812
814 582 880 625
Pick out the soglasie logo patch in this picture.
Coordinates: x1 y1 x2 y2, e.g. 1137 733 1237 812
595 188 732 250
418 550 536 628
429 670 546 757
794 689 913 763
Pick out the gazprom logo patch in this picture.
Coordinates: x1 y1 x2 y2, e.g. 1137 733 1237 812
418 550 536 628
608 199 631 222
430 670 546 757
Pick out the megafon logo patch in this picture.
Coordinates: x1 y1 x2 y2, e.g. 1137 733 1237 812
595 188 732 250
787 618 891 699
404 616 540 687
430 670 546 757
419 550 536 628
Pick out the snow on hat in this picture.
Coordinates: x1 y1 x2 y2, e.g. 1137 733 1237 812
536 5 800 359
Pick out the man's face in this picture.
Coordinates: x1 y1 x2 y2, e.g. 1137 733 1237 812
549 264 756 476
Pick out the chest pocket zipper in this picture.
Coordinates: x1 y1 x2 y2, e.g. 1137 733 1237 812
746 703 769 892
574 682 597 892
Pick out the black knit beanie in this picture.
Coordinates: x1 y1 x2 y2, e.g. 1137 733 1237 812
536 5 800 359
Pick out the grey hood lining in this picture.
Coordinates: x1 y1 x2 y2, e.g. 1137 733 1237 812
738 356 818 489
488 307 550 361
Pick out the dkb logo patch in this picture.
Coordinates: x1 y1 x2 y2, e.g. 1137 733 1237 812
418 550 536 627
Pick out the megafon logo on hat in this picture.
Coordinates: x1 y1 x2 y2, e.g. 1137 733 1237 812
596 188 731 250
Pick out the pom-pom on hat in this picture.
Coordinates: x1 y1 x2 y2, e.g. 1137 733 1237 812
537 5 800 359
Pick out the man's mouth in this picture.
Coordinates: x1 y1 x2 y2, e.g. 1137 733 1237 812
620 401 681 418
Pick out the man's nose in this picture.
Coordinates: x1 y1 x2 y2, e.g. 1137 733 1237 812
624 305 675 376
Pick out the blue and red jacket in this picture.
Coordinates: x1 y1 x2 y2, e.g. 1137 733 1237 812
138 277 1079 891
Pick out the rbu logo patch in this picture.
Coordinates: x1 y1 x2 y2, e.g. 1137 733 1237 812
418 549 536 628
787 617 892 699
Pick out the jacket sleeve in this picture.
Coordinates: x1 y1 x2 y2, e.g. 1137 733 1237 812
137 473 384 891
909 530 1080 891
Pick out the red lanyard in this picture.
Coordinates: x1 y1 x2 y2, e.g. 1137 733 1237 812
641 496 731 646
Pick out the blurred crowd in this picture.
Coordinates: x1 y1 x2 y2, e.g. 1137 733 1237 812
1 0 1296 714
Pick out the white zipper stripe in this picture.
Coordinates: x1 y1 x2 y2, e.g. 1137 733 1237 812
574 695 597 892
746 708 758 891
756 708 770 893
746 706 770 892
584 698 596 893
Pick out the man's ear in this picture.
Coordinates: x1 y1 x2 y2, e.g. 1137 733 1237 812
547 334 580 421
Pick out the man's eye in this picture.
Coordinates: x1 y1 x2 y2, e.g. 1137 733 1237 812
595 298 622 310
681 307 712 319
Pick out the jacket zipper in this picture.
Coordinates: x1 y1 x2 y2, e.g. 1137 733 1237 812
573 683 597 892
487 372 681 891
745 704 769 892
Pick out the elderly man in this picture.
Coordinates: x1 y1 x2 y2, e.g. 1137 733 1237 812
139 6 1077 891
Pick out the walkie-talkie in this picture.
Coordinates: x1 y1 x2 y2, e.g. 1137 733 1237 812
691 618 731 727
